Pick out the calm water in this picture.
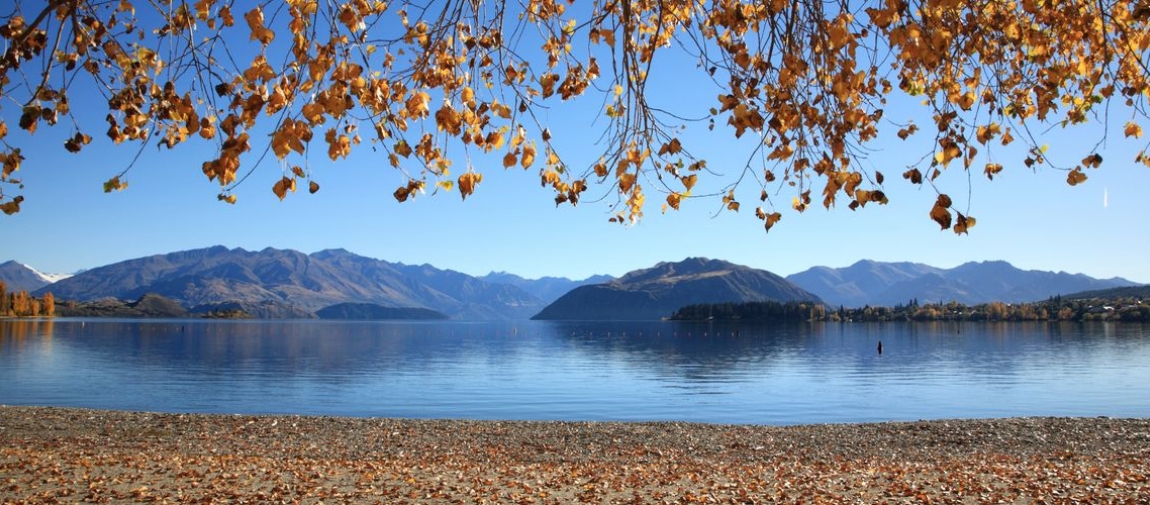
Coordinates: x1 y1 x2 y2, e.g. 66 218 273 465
1 319 1148 425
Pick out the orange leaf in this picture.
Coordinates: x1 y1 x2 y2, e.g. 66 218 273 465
0 195 24 215
954 213 976 234
930 203 951 230
1067 167 1087 186
682 174 697 192
458 172 482 200
1125 122 1143 138
272 177 294 201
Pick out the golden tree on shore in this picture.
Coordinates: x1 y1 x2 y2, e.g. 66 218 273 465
0 280 8 315
2 0 1148 231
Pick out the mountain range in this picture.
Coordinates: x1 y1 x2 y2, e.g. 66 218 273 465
22 247 605 320
532 258 821 320
1 249 1142 320
786 259 1137 307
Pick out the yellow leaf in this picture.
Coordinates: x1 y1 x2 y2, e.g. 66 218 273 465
103 176 129 193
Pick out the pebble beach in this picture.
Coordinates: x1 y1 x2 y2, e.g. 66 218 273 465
2 406 1148 503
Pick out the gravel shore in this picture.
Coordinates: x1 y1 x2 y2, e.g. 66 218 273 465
2 406 1148 503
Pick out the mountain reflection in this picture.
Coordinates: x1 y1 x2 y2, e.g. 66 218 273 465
0 318 1146 423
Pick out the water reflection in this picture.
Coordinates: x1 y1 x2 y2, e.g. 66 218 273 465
0 318 1147 424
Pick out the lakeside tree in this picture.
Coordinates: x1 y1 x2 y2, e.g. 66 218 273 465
41 291 54 317
0 289 53 318
9 289 30 316
0 280 8 315
2 0 1149 230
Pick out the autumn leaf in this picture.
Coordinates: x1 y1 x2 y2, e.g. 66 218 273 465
618 173 636 194
682 174 697 192
458 172 482 200
1082 153 1103 168
1067 167 1088 186
930 203 951 230
0 196 24 215
0 149 24 179
903 168 923 185
3 0 1149 228
954 212 976 234
103 176 129 193
763 211 782 232
1125 122 1143 138
63 132 92 153
272 177 295 201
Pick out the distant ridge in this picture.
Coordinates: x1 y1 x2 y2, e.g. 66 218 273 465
787 260 1138 307
1062 284 1150 300
532 258 820 320
36 247 545 320
480 272 613 305
13 249 1142 319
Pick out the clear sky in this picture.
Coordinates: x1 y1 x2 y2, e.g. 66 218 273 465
2 11 1149 283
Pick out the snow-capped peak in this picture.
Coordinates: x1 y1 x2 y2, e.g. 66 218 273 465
21 263 72 284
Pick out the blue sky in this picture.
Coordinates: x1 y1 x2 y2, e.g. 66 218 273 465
2 10 1149 283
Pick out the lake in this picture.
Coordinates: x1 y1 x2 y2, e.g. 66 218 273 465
1 318 1148 425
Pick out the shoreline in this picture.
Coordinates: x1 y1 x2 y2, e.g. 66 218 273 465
2 407 1148 502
